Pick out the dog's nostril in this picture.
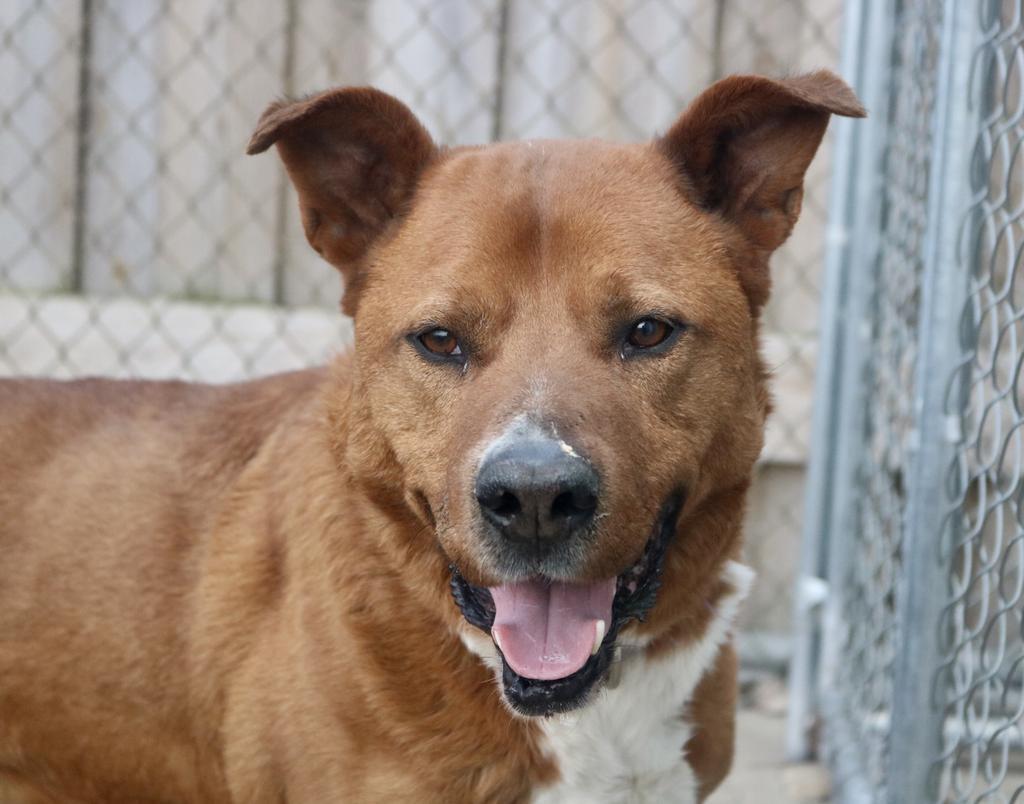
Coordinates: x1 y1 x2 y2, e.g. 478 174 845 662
492 491 521 519
551 489 597 522
478 489 522 524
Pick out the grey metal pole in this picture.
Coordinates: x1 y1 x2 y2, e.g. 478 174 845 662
785 0 869 762
811 0 896 797
886 0 978 801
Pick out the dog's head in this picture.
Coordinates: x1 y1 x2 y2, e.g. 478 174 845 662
248 73 863 715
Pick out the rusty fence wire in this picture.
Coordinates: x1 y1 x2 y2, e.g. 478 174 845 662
791 0 1024 801
0 1 845 662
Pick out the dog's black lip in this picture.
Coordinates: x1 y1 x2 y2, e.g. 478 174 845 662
449 491 685 716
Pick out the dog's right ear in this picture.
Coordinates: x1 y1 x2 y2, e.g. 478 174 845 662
247 87 436 314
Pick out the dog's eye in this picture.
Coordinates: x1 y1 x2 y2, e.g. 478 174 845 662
417 328 463 359
626 318 675 350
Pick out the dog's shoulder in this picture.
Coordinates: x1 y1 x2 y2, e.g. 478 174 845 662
533 561 754 804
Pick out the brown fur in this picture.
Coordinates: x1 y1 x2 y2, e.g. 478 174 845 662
0 72 862 802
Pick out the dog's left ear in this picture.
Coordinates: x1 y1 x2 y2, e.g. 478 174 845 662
658 70 864 306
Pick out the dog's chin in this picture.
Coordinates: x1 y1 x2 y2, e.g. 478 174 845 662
450 493 684 717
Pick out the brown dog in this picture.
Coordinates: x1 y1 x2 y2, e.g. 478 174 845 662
0 71 863 803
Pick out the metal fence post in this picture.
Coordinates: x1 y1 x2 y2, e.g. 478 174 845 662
790 1 895 798
785 0 869 762
885 0 978 801
811 1 900 798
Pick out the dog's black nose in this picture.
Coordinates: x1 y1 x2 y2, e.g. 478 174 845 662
475 425 599 544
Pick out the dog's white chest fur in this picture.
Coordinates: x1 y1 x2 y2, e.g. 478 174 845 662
532 561 754 804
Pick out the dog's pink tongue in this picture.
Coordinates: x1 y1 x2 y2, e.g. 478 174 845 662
489 578 616 681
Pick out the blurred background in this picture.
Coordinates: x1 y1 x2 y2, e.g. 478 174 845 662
0 1 1021 802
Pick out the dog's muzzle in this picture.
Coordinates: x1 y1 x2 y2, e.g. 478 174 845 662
451 492 685 716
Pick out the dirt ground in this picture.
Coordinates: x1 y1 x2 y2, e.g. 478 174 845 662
715 705 831 803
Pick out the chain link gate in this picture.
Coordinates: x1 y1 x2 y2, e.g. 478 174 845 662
790 0 1024 801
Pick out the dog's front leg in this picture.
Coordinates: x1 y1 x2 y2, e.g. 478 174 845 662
684 642 738 802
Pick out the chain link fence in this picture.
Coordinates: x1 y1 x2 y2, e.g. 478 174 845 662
0 0 844 664
792 0 1024 800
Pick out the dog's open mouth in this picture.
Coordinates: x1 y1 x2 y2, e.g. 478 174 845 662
450 493 683 716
